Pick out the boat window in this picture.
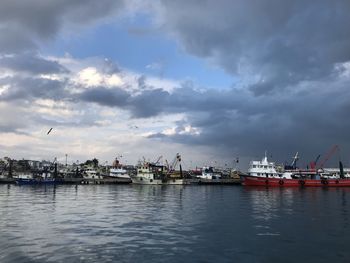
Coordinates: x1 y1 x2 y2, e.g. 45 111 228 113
253 165 256 168
264 166 267 169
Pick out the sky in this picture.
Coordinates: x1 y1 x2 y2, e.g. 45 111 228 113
1 0 350 170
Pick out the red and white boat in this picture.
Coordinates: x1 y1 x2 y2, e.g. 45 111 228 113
243 175 350 187
242 153 350 187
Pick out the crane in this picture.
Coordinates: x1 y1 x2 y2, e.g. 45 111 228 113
314 154 321 165
284 152 299 170
290 152 299 169
153 155 163 165
309 154 321 170
166 153 183 178
169 153 181 170
317 145 339 169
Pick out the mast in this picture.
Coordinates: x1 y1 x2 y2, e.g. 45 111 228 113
339 161 345 179
8 159 13 178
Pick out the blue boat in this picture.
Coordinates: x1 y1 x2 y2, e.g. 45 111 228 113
16 178 63 185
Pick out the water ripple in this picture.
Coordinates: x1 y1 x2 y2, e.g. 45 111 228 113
1 185 350 262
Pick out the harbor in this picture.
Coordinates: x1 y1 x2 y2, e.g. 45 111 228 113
1 146 349 187
0 154 242 186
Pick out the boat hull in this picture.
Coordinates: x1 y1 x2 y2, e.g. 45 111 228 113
16 178 63 185
131 177 163 185
131 177 188 185
106 174 131 179
242 176 350 187
163 179 189 185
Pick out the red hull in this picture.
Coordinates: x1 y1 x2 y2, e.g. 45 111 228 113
242 176 350 187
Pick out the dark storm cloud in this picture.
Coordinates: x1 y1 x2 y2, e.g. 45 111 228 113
76 84 171 118
79 80 243 119
78 87 130 107
134 0 350 164
0 0 126 54
0 53 69 75
0 26 37 53
156 0 350 93
0 0 125 39
128 88 170 118
0 76 67 101
147 78 350 166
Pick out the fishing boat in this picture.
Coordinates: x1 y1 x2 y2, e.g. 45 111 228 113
242 152 350 187
16 177 62 185
245 153 281 179
198 166 222 180
108 158 130 179
83 167 102 179
131 153 188 185
109 168 130 179
14 171 62 185
15 162 64 185
131 162 165 185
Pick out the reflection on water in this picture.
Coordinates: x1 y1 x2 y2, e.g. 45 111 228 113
1 185 350 262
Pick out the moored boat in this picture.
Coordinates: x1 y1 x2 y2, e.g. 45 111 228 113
131 162 164 185
16 177 63 185
243 175 350 187
131 153 189 185
197 166 222 180
108 158 131 179
242 152 350 187
83 167 102 179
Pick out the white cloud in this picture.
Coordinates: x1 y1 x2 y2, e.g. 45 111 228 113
75 67 122 87
0 84 10 96
162 125 200 136
32 99 79 119
78 67 101 86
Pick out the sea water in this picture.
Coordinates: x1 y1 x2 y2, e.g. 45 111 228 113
0 184 349 262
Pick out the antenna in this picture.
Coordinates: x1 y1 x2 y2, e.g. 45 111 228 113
291 152 299 168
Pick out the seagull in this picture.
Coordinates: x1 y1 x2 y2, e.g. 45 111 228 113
47 128 53 135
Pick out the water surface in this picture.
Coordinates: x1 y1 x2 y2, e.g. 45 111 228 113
0 185 349 262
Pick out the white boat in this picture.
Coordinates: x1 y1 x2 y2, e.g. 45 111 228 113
83 167 102 179
197 166 222 180
246 152 315 180
108 157 131 179
131 163 164 185
13 173 34 179
247 153 284 178
132 154 188 185
109 168 130 179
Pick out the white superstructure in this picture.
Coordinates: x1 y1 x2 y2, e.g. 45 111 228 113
109 168 130 179
83 167 102 179
197 166 221 180
131 163 164 185
131 155 187 185
248 154 282 178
